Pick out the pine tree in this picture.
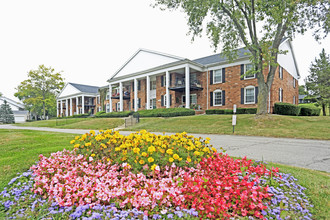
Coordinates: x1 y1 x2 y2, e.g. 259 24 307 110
0 100 15 124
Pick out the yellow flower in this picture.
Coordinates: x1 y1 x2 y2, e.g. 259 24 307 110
70 140 75 144
173 154 180 160
166 149 173 155
139 160 145 165
205 140 210 144
169 157 174 163
178 157 183 161
151 164 157 171
107 158 110 162
194 151 200 156
90 130 96 136
211 147 217 152
187 157 192 163
141 152 147 157
91 153 95 157
133 147 140 154
115 147 121 151
85 142 91 147
74 144 80 148
148 146 156 153
75 136 80 140
148 157 154 163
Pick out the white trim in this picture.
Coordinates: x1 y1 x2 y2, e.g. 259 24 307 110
146 75 150 109
134 79 138 112
213 69 223 84
213 89 223 106
279 66 283 79
185 65 190 108
244 63 255 80
244 86 256 104
293 77 296 88
119 82 123 112
279 88 283 102
109 84 113 112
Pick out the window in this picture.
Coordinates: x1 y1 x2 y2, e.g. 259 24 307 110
182 94 197 105
244 64 255 79
190 73 197 83
293 96 296 104
150 98 156 109
293 77 296 88
279 66 283 79
150 80 156 90
117 102 121 111
213 69 222 83
279 88 283 102
106 92 110 100
245 86 255 104
106 104 110 113
213 90 222 106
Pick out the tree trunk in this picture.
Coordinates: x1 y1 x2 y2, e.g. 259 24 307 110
43 101 46 119
256 78 269 115
322 103 326 116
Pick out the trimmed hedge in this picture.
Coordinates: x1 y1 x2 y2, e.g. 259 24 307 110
95 111 133 118
136 108 195 117
94 111 106 116
206 108 257 114
274 103 300 116
57 113 90 119
300 106 321 116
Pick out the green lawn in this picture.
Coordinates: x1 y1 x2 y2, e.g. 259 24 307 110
16 118 124 130
124 114 330 140
0 129 328 218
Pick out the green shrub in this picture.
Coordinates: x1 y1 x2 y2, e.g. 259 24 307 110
300 106 321 116
137 108 195 117
214 109 225 114
205 109 215 114
224 109 233 114
95 111 106 116
95 111 132 118
274 103 300 116
245 108 257 114
236 108 246 114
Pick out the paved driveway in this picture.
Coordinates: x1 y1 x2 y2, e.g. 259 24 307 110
1 124 329 173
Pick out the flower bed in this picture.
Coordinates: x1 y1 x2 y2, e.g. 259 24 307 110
0 130 313 219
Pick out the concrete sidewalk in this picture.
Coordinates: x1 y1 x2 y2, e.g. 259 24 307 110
1 124 329 173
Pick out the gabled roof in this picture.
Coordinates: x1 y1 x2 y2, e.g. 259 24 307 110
109 48 185 81
193 48 250 66
0 96 25 109
70 83 99 94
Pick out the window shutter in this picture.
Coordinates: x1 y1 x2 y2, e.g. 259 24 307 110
132 99 134 109
115 103 117 111
170 94 172 106
255 87 258 103
161 95 164 107
138 80 141 91
210 70 213 85
240 64 244 80
222 68 226 83
241 88 244 104
170 74 172 86
132 83 134 92
222 90 225 105
161 76 164 87
210 92 213 106
138 98 141 108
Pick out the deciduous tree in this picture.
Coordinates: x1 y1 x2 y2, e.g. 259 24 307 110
305 49 330 116
15 65 65 119
153 0 329 114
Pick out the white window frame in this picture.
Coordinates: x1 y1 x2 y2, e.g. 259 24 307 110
150 98 156 109
163 94 167 106
244 64 255 79
182 94 197 105
244 86 255 104
106 104 110 113
213 69 222 84
279 66 283 79
150 80 157 90
279 88 283 102
213 89 222 106
293 77 296 88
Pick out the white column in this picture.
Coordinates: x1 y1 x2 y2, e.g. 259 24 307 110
70 98 73 116
119 82 123 112
56 101 59 117
166 71 170 108
76 97 78 115
109 84 113 112
134 79 138 112
82 95 85 114
65 99 68 116
185 65 190 109
60 100 63 116
146 75 150 109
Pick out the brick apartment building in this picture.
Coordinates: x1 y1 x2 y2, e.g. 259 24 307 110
57 38 299 116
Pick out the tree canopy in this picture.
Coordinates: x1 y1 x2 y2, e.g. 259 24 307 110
15 65 65 119
153 0 329 114
305 48 330 115
0 100 15 124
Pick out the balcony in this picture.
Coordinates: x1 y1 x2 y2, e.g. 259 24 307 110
169 79 203 92
111 91 131 100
